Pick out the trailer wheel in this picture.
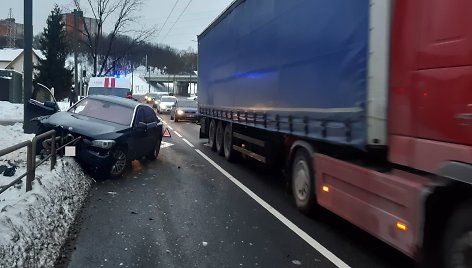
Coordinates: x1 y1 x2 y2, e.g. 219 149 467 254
208 119 217 151
223 123 237 161
443 200 472 268
291 149 316 214
216 121 225 155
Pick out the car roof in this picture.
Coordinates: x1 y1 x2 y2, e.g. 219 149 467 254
87 94 142 109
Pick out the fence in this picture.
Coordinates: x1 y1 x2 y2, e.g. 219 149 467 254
0 130 81 195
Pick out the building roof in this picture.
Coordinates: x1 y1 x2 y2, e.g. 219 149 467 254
0 48 45 62
0 48 22 62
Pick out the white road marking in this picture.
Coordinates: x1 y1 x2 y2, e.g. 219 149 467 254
173 131 182 138
167 125 174 130
182 138 194 148
160 141 174 149
195 149 350 268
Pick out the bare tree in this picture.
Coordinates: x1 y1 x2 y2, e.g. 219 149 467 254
72 0 155 76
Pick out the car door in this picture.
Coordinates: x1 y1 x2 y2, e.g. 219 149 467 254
25 83 60 133
144 106 162 147
128 107 149 158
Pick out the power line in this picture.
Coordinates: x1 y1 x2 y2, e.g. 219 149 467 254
156 0 180 37
162 0 194 42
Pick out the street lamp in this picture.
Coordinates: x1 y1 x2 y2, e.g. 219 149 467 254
146 55 150 93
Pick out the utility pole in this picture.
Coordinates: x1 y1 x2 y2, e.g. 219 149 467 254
131 64 134 93
146 55 151 93
73 10 79 90
23 0 33 133
7 8 16 48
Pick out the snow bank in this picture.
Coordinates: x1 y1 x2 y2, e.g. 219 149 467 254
0 101 70 124
0 123 92 267
0 102 23 122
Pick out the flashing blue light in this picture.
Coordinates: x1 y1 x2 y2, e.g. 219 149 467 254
119 74 125 78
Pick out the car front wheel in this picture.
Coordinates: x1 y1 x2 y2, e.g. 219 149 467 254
109 147 128 178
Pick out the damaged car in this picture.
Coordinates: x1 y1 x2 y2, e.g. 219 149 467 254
27 84 163 178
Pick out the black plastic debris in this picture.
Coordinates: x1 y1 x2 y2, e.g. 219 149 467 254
0 165 7 174
3 166 16 177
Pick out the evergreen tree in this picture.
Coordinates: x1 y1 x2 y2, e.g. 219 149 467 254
34 5 73 101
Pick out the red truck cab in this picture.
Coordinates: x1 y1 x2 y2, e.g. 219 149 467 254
316 1 472 266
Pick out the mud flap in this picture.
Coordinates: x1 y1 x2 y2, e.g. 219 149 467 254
199 117 209 139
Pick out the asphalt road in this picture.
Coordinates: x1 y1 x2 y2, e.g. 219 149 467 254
59 111 416 268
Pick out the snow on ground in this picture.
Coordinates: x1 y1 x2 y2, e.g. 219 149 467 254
0 101 70 123
0 103 92 267
0 102 23 122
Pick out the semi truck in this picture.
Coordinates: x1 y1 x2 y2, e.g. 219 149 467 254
197 0 472 267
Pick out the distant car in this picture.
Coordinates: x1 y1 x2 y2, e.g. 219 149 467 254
27 86 163 178
144 92 159 106
170 99 198 122
157 96 177 114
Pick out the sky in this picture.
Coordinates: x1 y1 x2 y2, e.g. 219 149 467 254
3 0 235 51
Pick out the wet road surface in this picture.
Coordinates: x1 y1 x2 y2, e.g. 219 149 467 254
60 112 415 268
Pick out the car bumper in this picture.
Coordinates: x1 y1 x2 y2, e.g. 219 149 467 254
176 113 198 120
74 139 115 168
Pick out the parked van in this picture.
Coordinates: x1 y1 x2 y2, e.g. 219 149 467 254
87 77 132 98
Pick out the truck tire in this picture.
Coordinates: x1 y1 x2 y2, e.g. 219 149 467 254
223 123 237 161
443 200 472 268
208 119 217 151
291 149 316 214
216 121 225 155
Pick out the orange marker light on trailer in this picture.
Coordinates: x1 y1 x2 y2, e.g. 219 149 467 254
396 222 407 231
322 185 330 193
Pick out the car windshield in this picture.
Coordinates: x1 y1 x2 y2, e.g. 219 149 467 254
88 87 130 98
161 97 176 102
178 100 197 108
68 98 134 126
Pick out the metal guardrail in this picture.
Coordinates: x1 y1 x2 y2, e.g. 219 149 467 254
0 130 57 194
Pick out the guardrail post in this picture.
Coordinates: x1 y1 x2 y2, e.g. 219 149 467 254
51 132 56 170
31 137 37 184
26 143 33 192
